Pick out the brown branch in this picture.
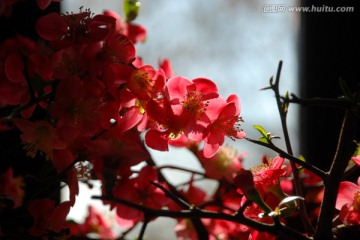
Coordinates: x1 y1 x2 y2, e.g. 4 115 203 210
246 137 327 180
144 156 210 239
156 165 205 176
315 109 359 240
284 93 354 109
270 61 315 234
92 195 311 240
150 181 193 210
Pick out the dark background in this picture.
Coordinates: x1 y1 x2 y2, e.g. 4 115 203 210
300 0 360 172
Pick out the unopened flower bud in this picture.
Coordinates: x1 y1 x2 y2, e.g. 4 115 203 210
233 169 272 214
233 169 256 195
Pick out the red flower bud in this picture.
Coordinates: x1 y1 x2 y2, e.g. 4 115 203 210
233 169 256 195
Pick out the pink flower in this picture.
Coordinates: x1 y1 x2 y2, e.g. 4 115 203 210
250 230 276 240
352 155 360 167
0 36 37 110
203 95 246 158
233 169 256 195
251 156 287 191
173 179 207 239
113 166 169 224
158 58 174 78
199 145 243 183
36 10 116 48
28 199 71 237
36 0 60 10
14 118 67 161
165 76 219 141
50 76 114 139
144 98 184 151
103 9 147 44
175 219 198 240
0 168 25 208
87 128 150 184
127 65 166 100
336 177 360 225
70 205 117 239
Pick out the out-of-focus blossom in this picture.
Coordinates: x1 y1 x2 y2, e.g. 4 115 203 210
199 145 243 183
251 156 287 191
28 199 71 237
336 177 360 225
70 205 117 239
113 166 169 224
352 155 360 167
0 168 24 208
14 118 67 161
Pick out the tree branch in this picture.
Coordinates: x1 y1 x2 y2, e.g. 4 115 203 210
284 93 354 109
156 165 205 176
144 156 210 239
315 108 359 240
270 61 314 234
246 137 327 180
92 195 311 240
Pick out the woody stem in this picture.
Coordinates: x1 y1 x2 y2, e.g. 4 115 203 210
272 61 315 234
315 109 359 240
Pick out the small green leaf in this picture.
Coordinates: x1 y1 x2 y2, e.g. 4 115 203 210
298 154 306 162
259 137 269 144
124 0 141 22
283 91 289 113
253 125 268 138
254 125 273 144
354 142 360 156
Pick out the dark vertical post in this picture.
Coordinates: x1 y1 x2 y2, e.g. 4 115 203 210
299 0 360 171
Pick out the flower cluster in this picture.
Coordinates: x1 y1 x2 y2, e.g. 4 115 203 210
1 1 359 240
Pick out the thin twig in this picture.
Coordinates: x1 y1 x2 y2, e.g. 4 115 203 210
271 61 315 234
284 93 354 109
237 199 252 215
144 156 210 239
138 215 150 240
315 109 359 240
157 165 205 176
150 181 192 209
174 176 207 187
246 137 327 180
117 222 139 240
92 195 311 240
6 91 53 119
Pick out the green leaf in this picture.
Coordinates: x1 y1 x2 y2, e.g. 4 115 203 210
298 154 306 162
259 137 269 144
253 125 268 138
123 0 141 22
254 125 273 144
354 143 360 156
253 125 267 137
283 91 289 113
